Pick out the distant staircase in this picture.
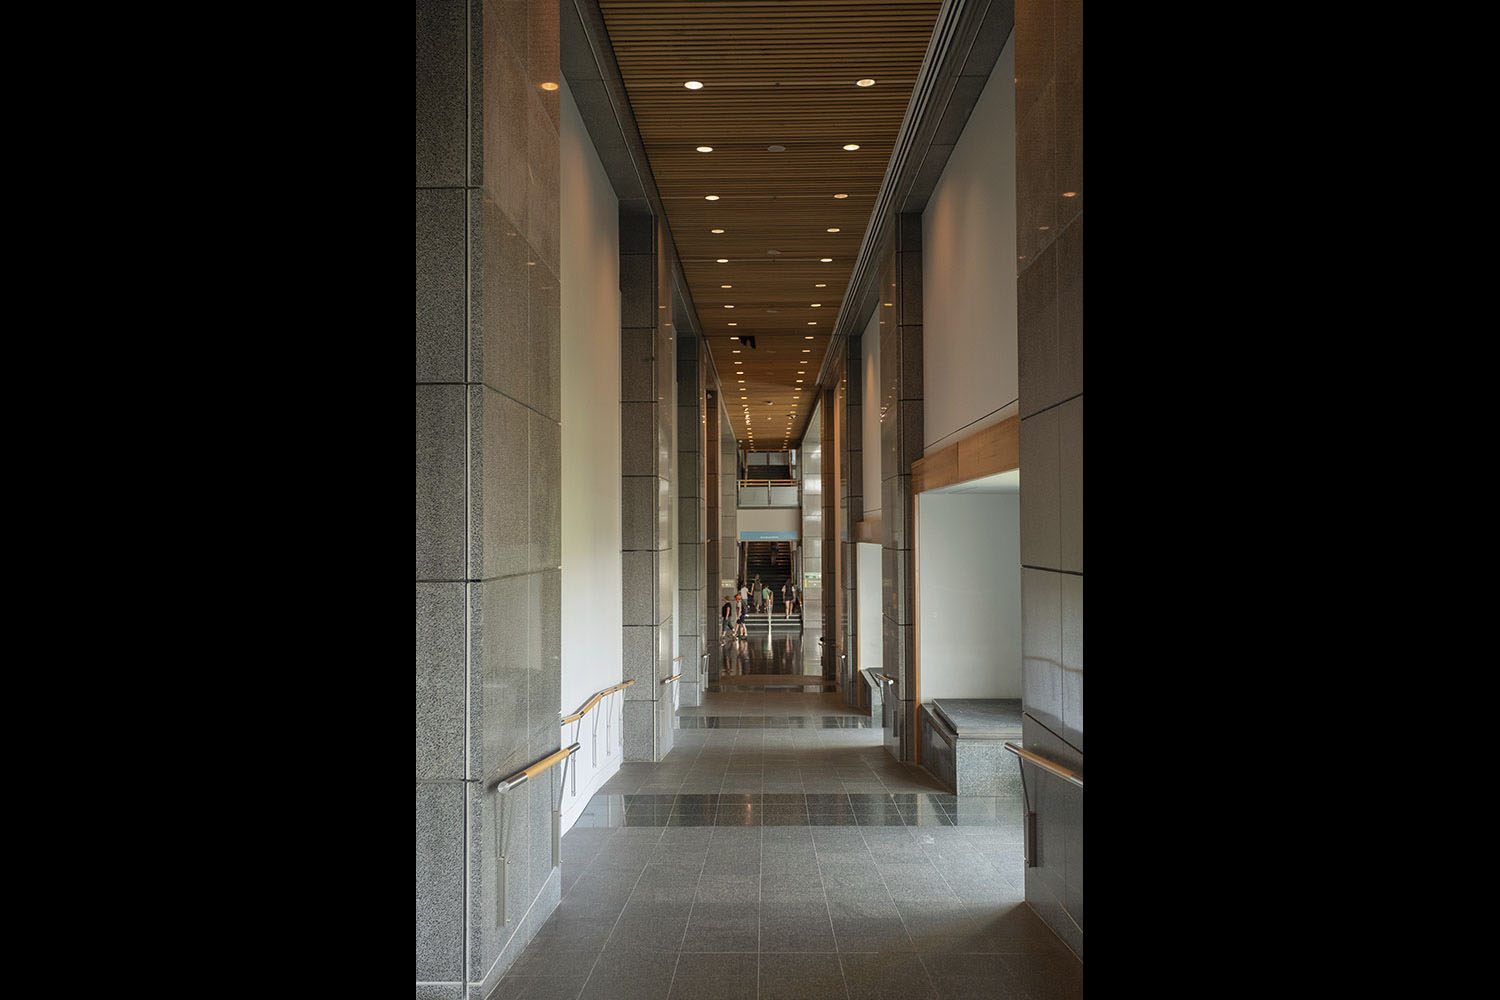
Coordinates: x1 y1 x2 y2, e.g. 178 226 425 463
735 540 801 632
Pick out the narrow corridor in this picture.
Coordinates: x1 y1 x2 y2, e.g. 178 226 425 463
490 638 1083 999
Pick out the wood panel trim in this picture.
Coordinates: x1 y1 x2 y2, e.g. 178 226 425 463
910 414 1019 493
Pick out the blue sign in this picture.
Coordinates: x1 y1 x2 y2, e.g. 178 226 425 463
739 530 798 541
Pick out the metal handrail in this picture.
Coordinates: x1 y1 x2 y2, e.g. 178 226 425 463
1003 742 1083 788
561 679 636 725
738 478 799 486
489 742 581 791
662 674 682 685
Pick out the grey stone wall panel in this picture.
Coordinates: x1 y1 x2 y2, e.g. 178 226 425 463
415 188 468 383
472 574 529 784
477 200 530 401
479 19 528 228
525 94 560 274
471 387 530 581
416 781 465 982
416 384 468 580
1018 406 1060 569
416 582 467 780
415 0 476 188
528 259 561 422
528 411 561 571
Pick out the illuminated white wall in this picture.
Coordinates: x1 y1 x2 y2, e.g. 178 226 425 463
922 34 1018 455
559 76 622 830
917 492 1022 699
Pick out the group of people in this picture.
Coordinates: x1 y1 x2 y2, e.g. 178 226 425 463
720 577 801 639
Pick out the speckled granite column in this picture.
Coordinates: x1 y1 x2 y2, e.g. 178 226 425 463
676 328 705 707
704 388 722 669
620 209 677 760
820 385 839 682
719 408 739 618
1015 0 1083 961
880 216 923 762
841 333 864 708
416 0 562 996
800 404 823 642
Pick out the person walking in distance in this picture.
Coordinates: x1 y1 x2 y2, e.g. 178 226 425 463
735 593 748 639
762 583 773 624
783 579 794 619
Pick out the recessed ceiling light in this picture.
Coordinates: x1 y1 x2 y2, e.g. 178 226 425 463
768 144 786 152
826 228 840 233
767 249 781 256
805 335 814 339
705 195 719 201
724 304 734 309
820 258 832 263
721 284 732 288
728 322 737 326
842 144 860 151
711 228 724 233
732 349 740 353
810 303 821 307
815 283 827 288
857 78 875 87
696 146 713 152
1063 191 1077 197
802 349 811 353
541 82 559 91
807 322 816 326
717 258 729 263
833 193 848 200
685 81 703 90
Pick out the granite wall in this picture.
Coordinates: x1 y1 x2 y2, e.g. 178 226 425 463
880 217 924 762
416 0 564 994
676 324 707 706
1014 0 1084 960
620 209 677 761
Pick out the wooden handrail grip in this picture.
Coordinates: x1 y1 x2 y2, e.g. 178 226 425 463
490 742 581 790
1003 742 1083 787
560 679 636 725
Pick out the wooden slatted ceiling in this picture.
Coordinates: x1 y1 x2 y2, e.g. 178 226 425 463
597 0 941 450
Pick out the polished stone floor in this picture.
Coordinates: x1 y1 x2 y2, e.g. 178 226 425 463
489 637 1081 999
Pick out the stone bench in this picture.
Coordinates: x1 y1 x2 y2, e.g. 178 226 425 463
920 698 1024 796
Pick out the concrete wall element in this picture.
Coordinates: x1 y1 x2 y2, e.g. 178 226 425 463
861 310 883 516
619 209 677 761
1014 0 1083 961
916 493 1022 699
879 217 924 762
416 0 563 995
841 333 863 707
800 401 823 637
822 384 840 682
558 75 623 832
676 325 706 707
857 541 883 693
922 33 1019 455
719 408 739 594
704 388 723 671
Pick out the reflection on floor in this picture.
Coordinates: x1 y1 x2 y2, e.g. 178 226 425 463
490 637 1082 1000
